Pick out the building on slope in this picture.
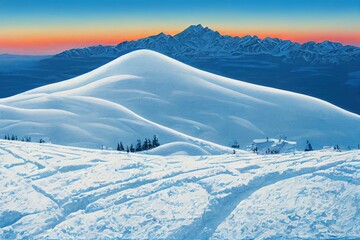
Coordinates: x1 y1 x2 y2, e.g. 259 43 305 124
249 138 297 154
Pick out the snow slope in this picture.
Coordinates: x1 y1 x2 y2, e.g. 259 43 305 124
0 140 359 239
0 50 359 151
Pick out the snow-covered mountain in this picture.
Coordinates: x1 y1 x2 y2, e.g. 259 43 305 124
48 24 360 115
0 50 359 151
2 25 360 114
0 140 359 238
55 24 360 65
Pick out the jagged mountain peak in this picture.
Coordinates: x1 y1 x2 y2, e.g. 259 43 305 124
183 24 206 32
53 24 360 65
174 24 220 39
152 32 169 38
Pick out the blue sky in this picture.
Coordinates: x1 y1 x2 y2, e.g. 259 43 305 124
0 0 359 54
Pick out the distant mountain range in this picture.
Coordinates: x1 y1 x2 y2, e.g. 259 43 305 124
55 24 360 65
1 24 360 115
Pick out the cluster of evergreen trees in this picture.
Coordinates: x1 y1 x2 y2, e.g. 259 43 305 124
3 133 359 153
117 135 160 153
4 134 18 141
231 140 240 149
4 134 32 142
304 141 360 152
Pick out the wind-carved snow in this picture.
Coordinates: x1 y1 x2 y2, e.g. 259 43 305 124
0 140 359 239
0 50 359 152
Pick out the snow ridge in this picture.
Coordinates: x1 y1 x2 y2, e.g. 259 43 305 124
0 50 359 151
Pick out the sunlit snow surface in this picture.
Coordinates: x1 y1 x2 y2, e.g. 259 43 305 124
0 140 359 239
0 50 359 151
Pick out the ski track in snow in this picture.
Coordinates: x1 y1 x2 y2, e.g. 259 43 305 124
0 140 359 239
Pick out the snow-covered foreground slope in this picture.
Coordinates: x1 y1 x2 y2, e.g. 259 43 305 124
0 50 359 151
0 140 359 239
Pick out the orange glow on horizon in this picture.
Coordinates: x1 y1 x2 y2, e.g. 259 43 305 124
1 27 359 55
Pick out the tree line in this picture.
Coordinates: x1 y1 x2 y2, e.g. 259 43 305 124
2 133 161 153
2 134 358 153
117 135 160 153
4 134 32 142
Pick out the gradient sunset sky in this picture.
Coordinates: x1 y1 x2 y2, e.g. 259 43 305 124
1 0 359 55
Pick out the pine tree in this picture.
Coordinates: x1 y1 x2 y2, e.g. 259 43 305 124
147 139 152 149
142 138 149 151
126 146 130 153
152 135 160 148
130 144 135 153
336 144 341 152
117 143 121 151
305 140 313 151
119 142 124 151
10 134 18 141
136 139 142 152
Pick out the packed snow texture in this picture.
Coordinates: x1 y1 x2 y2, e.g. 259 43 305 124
0 140 359 239
0 50 359 152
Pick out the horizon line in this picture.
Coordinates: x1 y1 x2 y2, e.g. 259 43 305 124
1 24 359 56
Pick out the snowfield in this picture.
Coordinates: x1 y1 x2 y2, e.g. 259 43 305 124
0 50 359 151
0 140 359 239
0 49 360 239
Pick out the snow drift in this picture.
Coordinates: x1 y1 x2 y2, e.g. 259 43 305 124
0 49 359 151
